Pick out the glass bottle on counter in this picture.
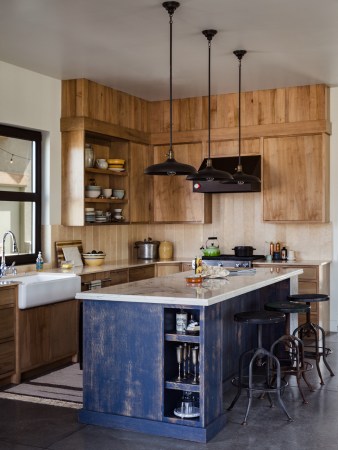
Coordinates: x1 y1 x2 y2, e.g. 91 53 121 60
36 251 44 271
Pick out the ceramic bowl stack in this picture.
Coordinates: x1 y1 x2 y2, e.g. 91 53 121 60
95 210 107 223
82 252 106 266
85 185 101 198
85 207 95 222
107 159 125 172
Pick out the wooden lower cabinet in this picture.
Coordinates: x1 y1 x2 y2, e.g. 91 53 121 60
129 265 155 282
0 286 16 384
253 263 330 331
18 299 78 377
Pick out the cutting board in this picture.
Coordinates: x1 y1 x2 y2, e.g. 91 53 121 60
55 240 83 267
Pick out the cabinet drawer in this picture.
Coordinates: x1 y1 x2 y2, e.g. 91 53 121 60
129 265 155 282
0 307 14 341
0 287 15 307
0 340 15 376
298 281 318 295
110 269 129 286
298 267 317 281
157 263 182 277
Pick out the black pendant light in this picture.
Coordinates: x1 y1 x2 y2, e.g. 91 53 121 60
231 50 261 184
187 30 233 182
144 2 196 176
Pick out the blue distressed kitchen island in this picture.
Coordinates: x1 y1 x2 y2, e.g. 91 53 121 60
76 267 302 443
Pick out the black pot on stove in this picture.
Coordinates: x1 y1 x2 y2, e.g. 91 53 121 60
232 246 256 257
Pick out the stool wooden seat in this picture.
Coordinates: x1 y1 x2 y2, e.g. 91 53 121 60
228 310 292 425
288 294 334 385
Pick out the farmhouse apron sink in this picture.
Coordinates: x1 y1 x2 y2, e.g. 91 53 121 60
1 272 81 309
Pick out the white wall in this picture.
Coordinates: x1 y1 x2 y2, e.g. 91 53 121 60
0 61 62 227
330 88 338 332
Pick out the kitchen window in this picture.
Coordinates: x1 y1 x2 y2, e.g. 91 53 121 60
0 124 41 266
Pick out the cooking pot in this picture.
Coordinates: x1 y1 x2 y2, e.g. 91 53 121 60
135 238 160 260
232 246 256 257
201 237 221 257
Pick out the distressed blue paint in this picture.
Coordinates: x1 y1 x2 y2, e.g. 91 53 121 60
80 279 290 443
79 408 226 443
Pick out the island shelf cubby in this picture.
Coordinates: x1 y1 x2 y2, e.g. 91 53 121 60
163 307 202 424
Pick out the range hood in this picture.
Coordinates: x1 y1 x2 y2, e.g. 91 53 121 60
192 155 261 193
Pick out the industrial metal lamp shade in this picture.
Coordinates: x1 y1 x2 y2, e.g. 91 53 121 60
231 50 261 185
144 1 196 176
187 30 233 182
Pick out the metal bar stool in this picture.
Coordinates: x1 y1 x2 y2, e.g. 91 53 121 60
228 310 293 425
288 294 334 385
265 302 314 403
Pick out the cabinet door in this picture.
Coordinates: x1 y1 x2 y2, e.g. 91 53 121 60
0 341 15 376
153 143 212 223
19 301 78 373
129 142 152 223
263 135 329 222
19 306 51 371
50 300 78 361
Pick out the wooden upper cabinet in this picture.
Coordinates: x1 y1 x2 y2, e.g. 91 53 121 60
153 143 212 223
263 134 329 222
129 142 152 223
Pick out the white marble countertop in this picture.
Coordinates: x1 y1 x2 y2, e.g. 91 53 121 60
75 267 303 307
253 260 331 267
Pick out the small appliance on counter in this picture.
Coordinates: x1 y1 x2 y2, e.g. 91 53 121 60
134 237 160 260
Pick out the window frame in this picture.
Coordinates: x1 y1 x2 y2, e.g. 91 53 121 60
0 123 42 266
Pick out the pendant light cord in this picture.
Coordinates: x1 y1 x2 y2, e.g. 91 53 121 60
238 56 242 166
208 39 211 159
169 10 174 158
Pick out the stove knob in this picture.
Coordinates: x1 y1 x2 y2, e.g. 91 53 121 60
235 263 240 268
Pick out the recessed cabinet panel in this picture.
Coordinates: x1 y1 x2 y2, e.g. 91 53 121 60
153 143 211 223
263 135 329 222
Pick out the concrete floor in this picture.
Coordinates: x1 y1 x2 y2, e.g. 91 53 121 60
1 333 338 449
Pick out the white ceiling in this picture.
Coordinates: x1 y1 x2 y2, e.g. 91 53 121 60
1 0 338 101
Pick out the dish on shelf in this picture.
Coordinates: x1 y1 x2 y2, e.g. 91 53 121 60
109 168 125 172
107 159 125 165
85 185 101 190
174 407 200 419
85 191 101 198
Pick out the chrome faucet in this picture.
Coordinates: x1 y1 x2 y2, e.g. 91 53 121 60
0 231 18 277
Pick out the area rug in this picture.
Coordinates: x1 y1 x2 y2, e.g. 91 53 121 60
0 363 83 409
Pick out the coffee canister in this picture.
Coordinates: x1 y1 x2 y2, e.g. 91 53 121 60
159 241 173 260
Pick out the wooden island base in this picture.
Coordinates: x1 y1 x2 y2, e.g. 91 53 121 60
78 273 293 442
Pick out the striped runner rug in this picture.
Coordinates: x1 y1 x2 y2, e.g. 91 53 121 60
0 363 82 409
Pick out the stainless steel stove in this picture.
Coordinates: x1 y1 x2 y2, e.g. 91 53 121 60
202 254 265 268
